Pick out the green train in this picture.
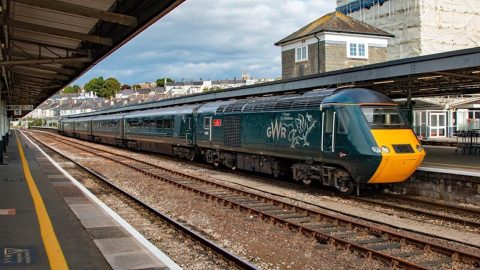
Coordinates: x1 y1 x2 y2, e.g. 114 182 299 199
59 88 425 194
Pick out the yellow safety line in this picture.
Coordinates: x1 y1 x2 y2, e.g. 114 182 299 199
15 132 69 270
422 162 480 170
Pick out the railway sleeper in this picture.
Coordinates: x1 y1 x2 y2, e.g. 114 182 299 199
240 201 272 207
317 227 349 234
286 217 312 224
418 258 452 268
218 195 246 201
391 250 424 258
231 198 258 204
262 209 295 215
274 213 309 220
332 232 357 239
368 242 402 251
308 223 336 229
253 206 279 212
353 238 385 245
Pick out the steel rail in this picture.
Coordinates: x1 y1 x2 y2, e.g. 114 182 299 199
387 195 480 217
24 131 260 270
28 130 480 270
347 196 480 228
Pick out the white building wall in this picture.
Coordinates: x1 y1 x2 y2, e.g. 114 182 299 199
420 0 480 54
337 0 480 60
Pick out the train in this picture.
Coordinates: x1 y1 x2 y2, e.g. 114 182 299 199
58 88 426 195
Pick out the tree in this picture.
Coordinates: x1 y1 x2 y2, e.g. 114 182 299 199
132 84 141 90
156 78 174 87
105 77 121 96
203 86 221 93
63 85 80 94
84 77 105 95
121 84 131 90
84 77 121 99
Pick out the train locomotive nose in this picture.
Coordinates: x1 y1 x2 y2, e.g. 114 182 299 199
367 129 426 184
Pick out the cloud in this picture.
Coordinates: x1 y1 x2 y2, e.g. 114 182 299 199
74 0 335 85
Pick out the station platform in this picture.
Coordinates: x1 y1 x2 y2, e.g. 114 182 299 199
0 130 180 270
419 145 480 177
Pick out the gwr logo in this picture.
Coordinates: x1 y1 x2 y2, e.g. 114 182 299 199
266 119 287 140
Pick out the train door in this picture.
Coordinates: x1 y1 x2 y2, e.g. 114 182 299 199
186 116 193 145
204 116 212 144
322 107 336 154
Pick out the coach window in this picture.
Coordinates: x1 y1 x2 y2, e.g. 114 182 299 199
164 119 172 129
158 119 164 128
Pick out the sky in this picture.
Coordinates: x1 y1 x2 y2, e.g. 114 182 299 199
73 0 336 86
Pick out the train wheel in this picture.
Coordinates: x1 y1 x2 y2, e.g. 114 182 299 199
188 152 195 161
338 180 355 195
302 178 312 186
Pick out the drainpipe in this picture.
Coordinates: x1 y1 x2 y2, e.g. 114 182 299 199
314 33 320 74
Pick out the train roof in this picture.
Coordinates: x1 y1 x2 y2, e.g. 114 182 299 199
211 91 331 114
124 104 200 119
196 100 236 114
324 88 394 104
93 113 126 121
203 88 393 113
74 116 97 122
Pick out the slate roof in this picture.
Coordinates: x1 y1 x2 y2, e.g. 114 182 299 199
136 88 152 95
119 89 135 95
275 11 393 46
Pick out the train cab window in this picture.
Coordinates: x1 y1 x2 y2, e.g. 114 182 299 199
204 117 211 129
337 108 350 134
361 106 408 129
325 110 334 134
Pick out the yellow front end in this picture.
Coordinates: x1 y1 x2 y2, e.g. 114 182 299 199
368 129 426 184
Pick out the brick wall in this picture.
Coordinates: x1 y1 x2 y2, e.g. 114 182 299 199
281 42 327 79
281 50 295 79
325 43 387 72
281 42 387 79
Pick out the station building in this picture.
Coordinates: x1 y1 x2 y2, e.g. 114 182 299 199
275 11 393 79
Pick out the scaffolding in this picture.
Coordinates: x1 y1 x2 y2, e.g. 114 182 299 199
336 0 480 60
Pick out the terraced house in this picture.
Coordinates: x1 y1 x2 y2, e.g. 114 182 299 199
275 11 393 79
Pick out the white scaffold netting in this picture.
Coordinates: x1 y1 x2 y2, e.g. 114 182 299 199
338 0 480 60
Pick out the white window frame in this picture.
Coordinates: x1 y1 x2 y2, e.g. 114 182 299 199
347 42 368 59
295 45 308 62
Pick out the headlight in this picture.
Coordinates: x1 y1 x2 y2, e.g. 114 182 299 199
416 145 423 152
371 146 381 153
381 146 390 153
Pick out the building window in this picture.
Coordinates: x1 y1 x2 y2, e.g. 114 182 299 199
347 43 368 58
295 46 308 62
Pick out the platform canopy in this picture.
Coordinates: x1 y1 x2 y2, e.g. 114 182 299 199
0 0 184 116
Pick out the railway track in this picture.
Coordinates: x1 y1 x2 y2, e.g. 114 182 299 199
349 195 480 229
23 130 259 270
27 130 480 270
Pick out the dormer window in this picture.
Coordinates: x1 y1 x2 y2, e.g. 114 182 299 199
295 46 308 62
348 42 368 58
